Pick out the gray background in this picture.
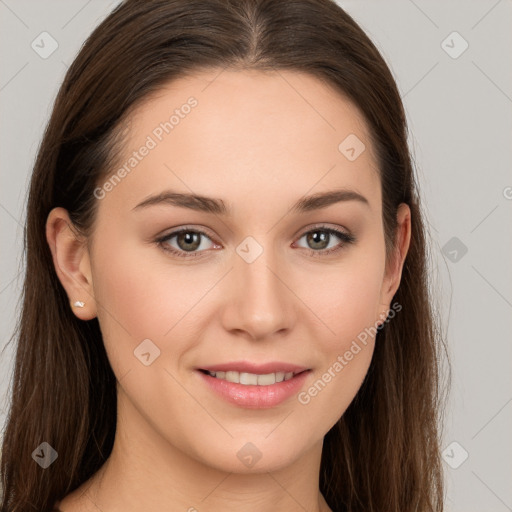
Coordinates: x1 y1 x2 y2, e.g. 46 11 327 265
1 1 511 510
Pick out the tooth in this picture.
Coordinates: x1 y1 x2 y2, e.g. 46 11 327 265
240 372 258 385
208 370 299 385
225 371 240 383
257 373 276 385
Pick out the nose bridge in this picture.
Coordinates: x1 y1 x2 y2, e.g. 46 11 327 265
225 237 294 338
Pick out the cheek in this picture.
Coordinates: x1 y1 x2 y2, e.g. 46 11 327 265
292 247 384 424
91 233 220 369
305 251 385 347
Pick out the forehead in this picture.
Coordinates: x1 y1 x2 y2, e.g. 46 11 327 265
104 68 381 215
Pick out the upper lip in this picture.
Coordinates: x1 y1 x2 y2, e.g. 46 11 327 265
198 361 310 375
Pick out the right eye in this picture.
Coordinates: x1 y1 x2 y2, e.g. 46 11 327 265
156 228 219 258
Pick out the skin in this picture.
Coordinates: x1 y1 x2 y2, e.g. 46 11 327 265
46 68 411 512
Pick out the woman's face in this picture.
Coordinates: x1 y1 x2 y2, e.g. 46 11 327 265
51 69 410 474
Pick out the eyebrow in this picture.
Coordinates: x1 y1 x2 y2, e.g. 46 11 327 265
132 188 369 215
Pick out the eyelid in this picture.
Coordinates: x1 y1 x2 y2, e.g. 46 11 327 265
157 224 216 238
296 222 352 238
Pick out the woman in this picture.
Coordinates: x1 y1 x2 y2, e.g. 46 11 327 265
0 0 447 511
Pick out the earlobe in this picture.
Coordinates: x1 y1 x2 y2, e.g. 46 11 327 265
45 207 97 320
377 203 412 323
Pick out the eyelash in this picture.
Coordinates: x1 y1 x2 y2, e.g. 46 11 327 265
155 225 356 259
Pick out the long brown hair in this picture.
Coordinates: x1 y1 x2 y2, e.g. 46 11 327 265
0 1 448 510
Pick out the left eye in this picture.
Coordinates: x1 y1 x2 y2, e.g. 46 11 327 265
294 227 355 254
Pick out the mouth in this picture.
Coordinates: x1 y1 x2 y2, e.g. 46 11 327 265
196 367 312 408
198 368 309 386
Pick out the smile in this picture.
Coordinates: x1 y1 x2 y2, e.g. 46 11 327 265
197 369 311 408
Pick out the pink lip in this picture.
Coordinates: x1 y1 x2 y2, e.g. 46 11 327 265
198 361 309 374
197 369 311 409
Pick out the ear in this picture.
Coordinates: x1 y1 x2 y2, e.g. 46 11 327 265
45 207 97 320
377 203 411 325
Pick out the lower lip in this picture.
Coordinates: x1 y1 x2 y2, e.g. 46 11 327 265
197 370 311 409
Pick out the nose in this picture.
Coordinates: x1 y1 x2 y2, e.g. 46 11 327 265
220 243 296 341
